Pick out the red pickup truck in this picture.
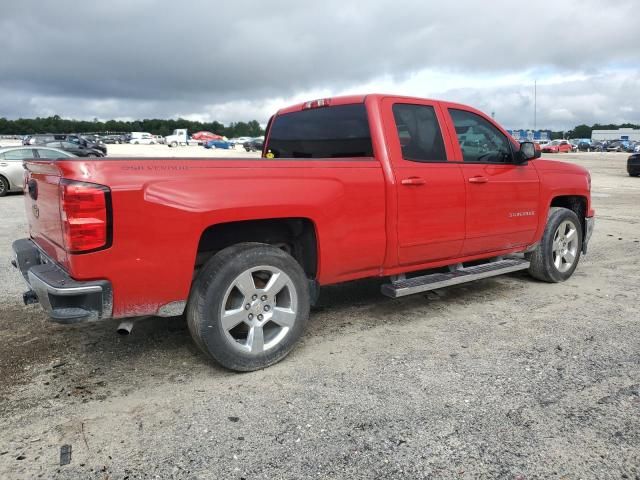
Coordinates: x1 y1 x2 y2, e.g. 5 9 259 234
12 94 594 371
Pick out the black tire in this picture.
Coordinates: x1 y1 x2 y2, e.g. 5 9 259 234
0 175 8 197
171 141 178 148
527 207 583 283
187 242 310 371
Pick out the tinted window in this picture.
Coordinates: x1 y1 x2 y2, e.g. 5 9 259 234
3 149 35 160
449 109 513 163
36 148 72 159
266 104 373 158
392 104 446 162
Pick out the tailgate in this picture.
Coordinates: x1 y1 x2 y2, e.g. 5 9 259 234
23 161 68 268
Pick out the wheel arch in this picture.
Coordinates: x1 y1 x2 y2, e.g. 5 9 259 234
549 195 587 239
194 217 319 280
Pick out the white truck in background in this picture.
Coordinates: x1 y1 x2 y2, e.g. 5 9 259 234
165 129 199 147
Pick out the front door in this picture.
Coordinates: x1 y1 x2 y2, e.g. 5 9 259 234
445 107 540 255
382 98 466 266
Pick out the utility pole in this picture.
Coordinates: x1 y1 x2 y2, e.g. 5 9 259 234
533 80 537 132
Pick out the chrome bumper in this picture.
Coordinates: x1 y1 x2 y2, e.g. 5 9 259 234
11 238 112 324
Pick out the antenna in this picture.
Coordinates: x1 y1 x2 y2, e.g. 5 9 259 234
534 80 537 131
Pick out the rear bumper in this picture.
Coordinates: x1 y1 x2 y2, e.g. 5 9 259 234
11 238 112 324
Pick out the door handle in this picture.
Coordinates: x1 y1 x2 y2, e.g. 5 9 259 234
401 177 426 186
468 176 488 184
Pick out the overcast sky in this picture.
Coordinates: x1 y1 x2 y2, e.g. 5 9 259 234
1 0 639 129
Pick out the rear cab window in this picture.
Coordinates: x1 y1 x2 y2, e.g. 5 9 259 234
264 103 373 158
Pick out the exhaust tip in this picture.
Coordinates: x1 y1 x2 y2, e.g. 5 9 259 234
116 320 134 336
23 290 39 305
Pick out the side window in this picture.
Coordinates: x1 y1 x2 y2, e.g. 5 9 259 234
37 149 71 159
3 149 36 160
449 109 513 163
392 104 446 162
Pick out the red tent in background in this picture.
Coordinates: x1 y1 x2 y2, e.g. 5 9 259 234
191 131 224 141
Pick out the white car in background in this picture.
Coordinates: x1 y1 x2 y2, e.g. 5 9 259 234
0 146 76 197
129 132 156 145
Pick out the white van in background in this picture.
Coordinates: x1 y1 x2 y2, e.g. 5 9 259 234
129 132 156 145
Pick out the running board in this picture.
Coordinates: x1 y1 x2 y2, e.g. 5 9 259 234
381 258 530 298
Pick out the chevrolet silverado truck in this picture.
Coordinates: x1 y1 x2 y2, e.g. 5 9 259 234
12 94 595 371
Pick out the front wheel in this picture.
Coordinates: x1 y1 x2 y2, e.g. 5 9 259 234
187 243 310 371
527 207 582 282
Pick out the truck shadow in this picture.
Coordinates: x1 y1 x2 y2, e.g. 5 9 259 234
0 272 528 404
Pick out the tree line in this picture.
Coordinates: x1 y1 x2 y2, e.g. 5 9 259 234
0 116 264 138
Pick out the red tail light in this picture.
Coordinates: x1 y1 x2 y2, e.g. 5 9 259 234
59 180 112 253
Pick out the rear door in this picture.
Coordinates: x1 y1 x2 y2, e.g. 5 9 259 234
443 106 540 255
381 98 466 265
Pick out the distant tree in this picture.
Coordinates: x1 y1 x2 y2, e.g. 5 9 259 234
0 116 264 137
571 124 592 139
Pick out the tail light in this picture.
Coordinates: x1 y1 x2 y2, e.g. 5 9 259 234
59 180 112 253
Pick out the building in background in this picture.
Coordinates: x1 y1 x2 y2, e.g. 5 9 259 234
507 129 551 142
591 128 640 142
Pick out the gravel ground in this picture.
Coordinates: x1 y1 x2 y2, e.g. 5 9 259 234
0 151 638 479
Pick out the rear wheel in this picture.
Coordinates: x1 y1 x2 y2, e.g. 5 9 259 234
0 176 9 197
187 243 310 371
527 207 582 282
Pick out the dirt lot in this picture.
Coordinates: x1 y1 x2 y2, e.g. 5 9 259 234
0 151 638 479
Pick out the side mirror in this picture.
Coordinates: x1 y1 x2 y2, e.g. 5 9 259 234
516 141 540 164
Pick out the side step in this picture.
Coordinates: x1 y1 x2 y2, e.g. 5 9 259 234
381 258 530 298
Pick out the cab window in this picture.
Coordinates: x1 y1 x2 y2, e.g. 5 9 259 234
449 109 513 163
392 104 446 162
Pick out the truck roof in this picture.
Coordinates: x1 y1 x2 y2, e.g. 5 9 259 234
275 93 475 116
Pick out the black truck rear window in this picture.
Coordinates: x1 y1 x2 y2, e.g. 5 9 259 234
265 104 373 158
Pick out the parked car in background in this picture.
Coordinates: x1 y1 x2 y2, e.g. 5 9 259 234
541 140 573 153
153 135 165 144
243 137 264 152
229 136 252 146
628 154 640 177
101 134 128 144
129 133 156 145
0 146 76 196
191 131 224 143
27 134 107 155
576 140 592 152
45 141 104 157
204 139 234 149
606 141 627 152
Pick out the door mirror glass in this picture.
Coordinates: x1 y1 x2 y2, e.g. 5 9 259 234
517 141 539 163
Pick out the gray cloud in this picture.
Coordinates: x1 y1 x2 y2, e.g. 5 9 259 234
1 0 639 128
